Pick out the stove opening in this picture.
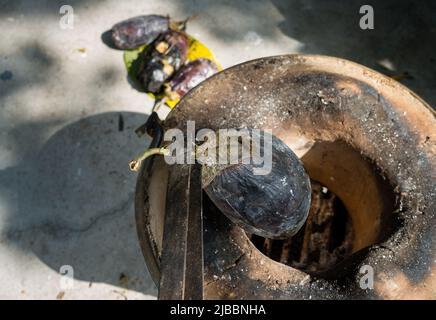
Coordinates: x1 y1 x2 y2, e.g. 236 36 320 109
247 140 396 277
249 181 354 274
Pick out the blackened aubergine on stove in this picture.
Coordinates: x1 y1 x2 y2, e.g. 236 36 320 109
129 131 311 239
136 30 189 93
164 58 218 100
110 15 186 50
200 131 311 239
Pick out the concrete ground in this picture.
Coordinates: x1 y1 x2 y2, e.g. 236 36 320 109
0 0 435 299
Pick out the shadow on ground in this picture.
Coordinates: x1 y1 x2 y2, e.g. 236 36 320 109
270 0 436 107
0 0 89 17
0 112 157 295
174 0 436 108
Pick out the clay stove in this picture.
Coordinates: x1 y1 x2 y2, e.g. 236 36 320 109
135 55 436 299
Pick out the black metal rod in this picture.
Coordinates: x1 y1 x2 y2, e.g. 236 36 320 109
158 164 190 299
158 163 204 300
184 163 204 300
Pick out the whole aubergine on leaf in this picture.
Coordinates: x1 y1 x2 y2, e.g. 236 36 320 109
164 58 218 100
136 30 189 93
111 15 187 50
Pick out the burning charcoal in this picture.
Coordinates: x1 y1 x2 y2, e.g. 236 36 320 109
111 15 187 50
164 58 218 100
136 30 189 93
201 131 311 239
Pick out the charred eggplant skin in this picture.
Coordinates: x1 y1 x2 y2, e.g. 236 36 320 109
136 30 189 93
111 15 169 50
203 133 311 239
165 58 218 100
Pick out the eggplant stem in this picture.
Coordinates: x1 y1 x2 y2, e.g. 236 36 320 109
172 14 197 31
129 147 170 171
